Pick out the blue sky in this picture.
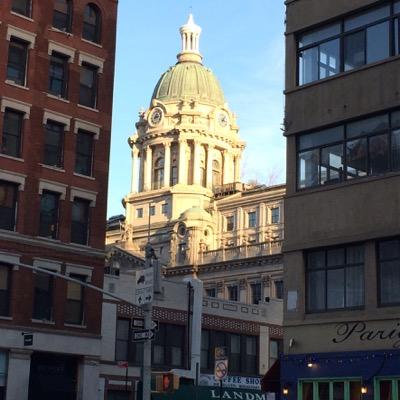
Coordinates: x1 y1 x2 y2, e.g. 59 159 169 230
107 1 286 217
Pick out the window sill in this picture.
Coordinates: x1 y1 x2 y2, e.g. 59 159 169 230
77 104 99 113
73 172 95 180
40 163 65 173
0 316 13 321
0 153 24 162
64 323 87 329
10 11 34 22
46 93 70 103
5 80 29 90
49 27 73 37
36 236 61 244
68 242 91 249
31 318 55 325
81 38 103 48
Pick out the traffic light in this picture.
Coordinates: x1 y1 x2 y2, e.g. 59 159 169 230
155 373 180 392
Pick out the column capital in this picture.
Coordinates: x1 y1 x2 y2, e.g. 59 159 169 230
164 140 172 148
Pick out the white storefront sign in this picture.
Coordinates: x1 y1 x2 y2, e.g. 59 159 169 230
199 374 262 390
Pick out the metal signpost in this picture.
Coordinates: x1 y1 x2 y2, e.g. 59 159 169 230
135 267 154 305
214 347 229 400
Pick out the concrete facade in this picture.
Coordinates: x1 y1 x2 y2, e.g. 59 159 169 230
283 0 400 399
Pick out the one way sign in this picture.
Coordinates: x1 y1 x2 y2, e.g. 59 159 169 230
132 329 155 342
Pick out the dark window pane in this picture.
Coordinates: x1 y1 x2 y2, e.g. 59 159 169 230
318 382 330 400
396 19 400 55
298 149 319 188
349 381 361 400
299 47 318 85
53 0 72 32
43 121 64 167
319 39 340 79
248 211 256 228
307 270 326 311
245 336 257 375
228 286 238 301
251 283 262 304
0 181 18 231
299 126 344 151
226 216 234 231
302 382 313 400
346 138 367 179
275 280 284 299
327 248 345 266
71 199 90 245
396 2 400 14
299 23 341 47
271 207 280 224
327 269 345 309
7 39 28 86
333 382 345 400
380 260 400 304
33 273 53 320
75 131 94 176
367 22 390 64
320 144 343 185
39 192 59 239
2 109 23 157
344 31 365 71
48 53 68 97
379 240 400 260
346 266 364 307
379 380 392 400
12 0 31 16
369 134 389 175
347 245 364 264
344 5 390 31
347 114 389 139
392 129 400 170
308 251 325 269
83 4 101 43
65 275 85 324
0 265 11 316
79 65 97 108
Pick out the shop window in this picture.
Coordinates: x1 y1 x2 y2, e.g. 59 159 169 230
43 120 64 168
7 38 28 86
33 272 53 320
75 130 94 176
306 245 364 312
12 0 31 16
250 282 262 304
298 3 394 85
300 380 362 400
48 52 69 98
79 63 98 108
0 351 6 400
39 191 60 239
107 391 130 400
65 274 85 325
0 181 18 231
0 264 11 317
375 377 400 400
83 3 101 43
71 198 90 245
378 238 400 306
53 0 72 32
2 108 23 158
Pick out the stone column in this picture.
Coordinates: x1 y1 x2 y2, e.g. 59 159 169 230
178 139 187 185
234 154 242 183
77 357 100 400
163 141 171 188
144 145 153 191
6 349 32 400
138 148 145 192
193 140 201 185
131 147 139 193
222 150 229 185
206 145 214 189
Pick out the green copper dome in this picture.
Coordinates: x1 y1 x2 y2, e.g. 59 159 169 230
151 62 225 106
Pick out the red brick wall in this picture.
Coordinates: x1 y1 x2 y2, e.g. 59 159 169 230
0 0 117 335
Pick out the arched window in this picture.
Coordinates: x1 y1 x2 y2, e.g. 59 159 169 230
83 3 101 43
212 160 222 188
153 157 164 190
53 0 72 32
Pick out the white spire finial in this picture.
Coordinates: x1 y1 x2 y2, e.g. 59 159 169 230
177 14 202 64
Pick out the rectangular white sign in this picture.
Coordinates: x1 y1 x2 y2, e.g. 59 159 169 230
135 268 153 305
199 374 261 390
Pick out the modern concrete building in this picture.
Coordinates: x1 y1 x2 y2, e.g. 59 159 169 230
104 14 284 400
0 0 117 399
282 0 400 399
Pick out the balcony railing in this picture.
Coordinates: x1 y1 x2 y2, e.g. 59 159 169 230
199 240 282 264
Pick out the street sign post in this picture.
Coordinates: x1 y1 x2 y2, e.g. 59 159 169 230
135 268 154 305
131 318 159 331
214 347 229 400
132 329 155 342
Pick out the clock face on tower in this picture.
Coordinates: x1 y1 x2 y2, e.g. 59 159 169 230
149 107 163 126
218 112 228 127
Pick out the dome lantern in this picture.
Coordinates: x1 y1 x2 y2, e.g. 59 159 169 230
177 14 202 64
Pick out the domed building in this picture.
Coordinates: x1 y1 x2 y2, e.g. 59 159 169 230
110 15 285 304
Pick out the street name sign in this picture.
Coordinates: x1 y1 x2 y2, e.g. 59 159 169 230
135 267 154 305
131 318 159 331
132 329 155 342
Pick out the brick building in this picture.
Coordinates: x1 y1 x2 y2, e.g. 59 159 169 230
0 0 117 399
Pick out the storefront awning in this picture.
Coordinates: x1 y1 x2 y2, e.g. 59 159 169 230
261 360 280 393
